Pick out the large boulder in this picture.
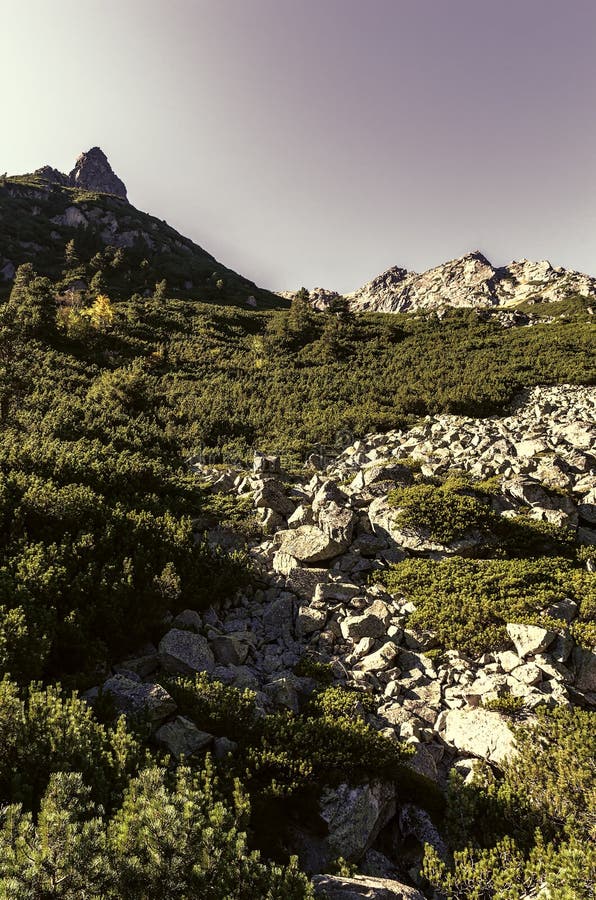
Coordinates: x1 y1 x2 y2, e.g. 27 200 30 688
350 463 414 492
320 780 397 861
312 873 424 899
572 646 596 694
253 478 295 518
341 611 387 642
318 501 357 548
102 675 176 727
158 628 215 675
278 525 346 564
506 624 557 659
154 716 213 759
356 642 400 674
442 708 517 765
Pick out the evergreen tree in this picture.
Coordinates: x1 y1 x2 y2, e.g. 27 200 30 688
7 265 57 337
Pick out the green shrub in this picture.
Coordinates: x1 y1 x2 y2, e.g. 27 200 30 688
388 480 493 543
481 694 526 716
160 673 259 742
0 678 140 811
294 654 335 685
0 765 314 899
422 707 596 899
380 556 590 656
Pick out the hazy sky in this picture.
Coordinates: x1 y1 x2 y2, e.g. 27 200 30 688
3 0 596 291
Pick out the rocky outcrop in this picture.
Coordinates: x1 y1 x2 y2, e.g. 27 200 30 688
34 165 71 187
68 147 128 199
320 780 397 861
35 147 128 200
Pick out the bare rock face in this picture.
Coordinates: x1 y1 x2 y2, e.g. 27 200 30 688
337 251 596 314
34 165 71 187
68 147 128 199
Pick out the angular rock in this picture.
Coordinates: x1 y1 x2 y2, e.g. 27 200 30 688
262 593 294 642
318 501 357 548
341 612 387 642
312 873 424 899
278 525 345 564
351 463 414 492
572 646 596 693
69 146 127 199
158 628 215 675
210 633 251 666
253 478 295 518
442 708 516 764
356 641 400 674
253 451 281 475
320 780 397 861
154 716 213 759
506 624 557 659
296 604 328 637
285 565 329 601
102 675 176 726
288 504 315 528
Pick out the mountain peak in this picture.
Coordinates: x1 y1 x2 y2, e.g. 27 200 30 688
345 251 596 314
68 147 127 200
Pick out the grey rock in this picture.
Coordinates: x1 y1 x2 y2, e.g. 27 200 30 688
341 612 387 642
171 609 203 631
572 646 596 693
356 641 400 674
506 624 557 659
312 873 424 899
253 478 295 518
278 525 345 564
320 780 397 861
253 451 281 475
69 146 127 199
263 593 295 641
297 604 328 637
158 628 215 675
442 708 517 764
102 675 176 726
154 716 212 759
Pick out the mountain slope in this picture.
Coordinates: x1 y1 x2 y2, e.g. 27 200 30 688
0 149 283 307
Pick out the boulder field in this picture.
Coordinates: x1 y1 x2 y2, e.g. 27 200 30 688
88 384 595 896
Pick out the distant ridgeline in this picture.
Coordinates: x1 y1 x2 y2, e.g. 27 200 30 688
0 147 282 307
284 251 596 315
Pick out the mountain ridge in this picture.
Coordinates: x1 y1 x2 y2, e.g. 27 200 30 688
284 251 596 314
0 148 282 307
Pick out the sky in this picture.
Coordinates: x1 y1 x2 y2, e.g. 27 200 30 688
3 0 596 292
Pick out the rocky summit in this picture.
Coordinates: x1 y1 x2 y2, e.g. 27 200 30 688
35 146 128 199
290 251 596 314
68 146 128 199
